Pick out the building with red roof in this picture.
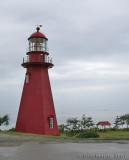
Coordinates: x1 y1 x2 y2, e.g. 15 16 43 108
96 121 111 129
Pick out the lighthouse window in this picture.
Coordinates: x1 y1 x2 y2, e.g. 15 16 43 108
45 55 47 62
28 37 48 52
26 75 29 83
45 41 48 52
41 54 44 62
50 118 53 129
36 43 42 51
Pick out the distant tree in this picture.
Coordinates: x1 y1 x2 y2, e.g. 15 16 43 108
0 115 9 127
120 115 126 128
124 114 129 128
86 117 94 129
120 114 129 128
80 114 94 129
114 116 121 128
66 117 80 132
80 114 87 129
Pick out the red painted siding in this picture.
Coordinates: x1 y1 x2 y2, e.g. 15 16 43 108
15 66 59 135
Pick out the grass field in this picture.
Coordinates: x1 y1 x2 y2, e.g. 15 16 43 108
99 131 129 139
0 130 62 139
0 130 129 139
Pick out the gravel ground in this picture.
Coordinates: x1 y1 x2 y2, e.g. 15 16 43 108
0 133 129 160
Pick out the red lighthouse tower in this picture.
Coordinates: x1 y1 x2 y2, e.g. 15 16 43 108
15 26 59 136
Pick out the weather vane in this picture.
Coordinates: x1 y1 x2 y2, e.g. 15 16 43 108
35 25 42 31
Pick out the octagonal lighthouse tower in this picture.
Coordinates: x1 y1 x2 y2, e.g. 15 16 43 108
15 27 59 136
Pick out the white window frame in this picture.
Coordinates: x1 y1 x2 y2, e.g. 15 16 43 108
50 118 53 129
26 75 29 83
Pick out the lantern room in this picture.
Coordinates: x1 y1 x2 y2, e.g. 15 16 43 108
28 27 48 52
22 26 53 68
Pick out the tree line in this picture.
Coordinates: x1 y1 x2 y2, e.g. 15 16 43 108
59 113 129 132
0 113 129 131
58 114 94 132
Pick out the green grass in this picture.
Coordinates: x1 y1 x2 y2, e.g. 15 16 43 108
99 131 129 139
0 131 76 139
1 130 129 139
0 130 63 139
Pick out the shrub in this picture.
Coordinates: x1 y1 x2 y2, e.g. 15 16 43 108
90 127 100 132
99 128 109 132
76 130 100 138
122 128 129 131
110 128 119 131
8 127 15 131
65 130 77 137
58 124 66 133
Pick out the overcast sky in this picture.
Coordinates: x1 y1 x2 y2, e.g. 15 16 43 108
0 0 129 114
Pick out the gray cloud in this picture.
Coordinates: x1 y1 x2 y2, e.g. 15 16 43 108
0 0 129 116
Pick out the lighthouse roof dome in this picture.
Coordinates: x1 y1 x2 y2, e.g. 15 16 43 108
28 27 48 40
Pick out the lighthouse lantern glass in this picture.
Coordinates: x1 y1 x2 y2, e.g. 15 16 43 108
29 38 48 52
